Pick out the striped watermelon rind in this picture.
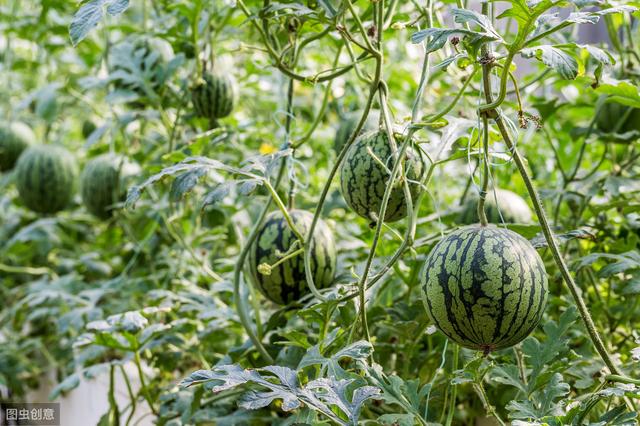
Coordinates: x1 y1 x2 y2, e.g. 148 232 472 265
15 145 78 214
81 155 124 219
334 110 380 153
191 72 236 122
421 226 548 352
458 188 532 225
0 122 35 172
248 210 337 305
340 130 425 223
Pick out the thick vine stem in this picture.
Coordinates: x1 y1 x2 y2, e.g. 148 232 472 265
444 344 460 426
479 45 623 377
476 115 490 227
351 88 414 342
232 162 288 365
301 39 385 303
473 379 506 426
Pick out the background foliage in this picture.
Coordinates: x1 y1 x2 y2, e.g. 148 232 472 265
1 0 640 425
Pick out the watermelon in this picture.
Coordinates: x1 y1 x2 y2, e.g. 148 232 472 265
82 120 97 139
340 130 425 223
202 205 228 228
334 110 379 153
421 226 548 352
15 145 78 214
191 72 236 123
596 101 640 141
458 189 532 225
0 122 35 172
81 155 129 219
248 210 336 305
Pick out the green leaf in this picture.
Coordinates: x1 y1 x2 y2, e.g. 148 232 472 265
576 251 640 277
539 373 570 415
596 81 640 109
492 364 528 394
411 27 500 54
521 45 578 80
564 5 637 25
70 0 130 46
377 414 416 426
49 373 80 400
170 167 208 202
521 306 578 383
529 228 595 249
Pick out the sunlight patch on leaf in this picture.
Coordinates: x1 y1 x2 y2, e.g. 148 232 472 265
521 45 578 80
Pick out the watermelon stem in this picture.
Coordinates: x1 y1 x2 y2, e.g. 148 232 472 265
301 33 385 306
477 115 490 227
473 379 506 426
479 19 625 379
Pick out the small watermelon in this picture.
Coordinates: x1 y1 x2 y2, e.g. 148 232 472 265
0 122 35 172
81 155 132 219
15 145 78 214
82 120 97 140
334 110 379 153
421 226 548 352
248 210 336 305
458 189 532 224
596 101 640 141
191 72 236 123
340 130 425 223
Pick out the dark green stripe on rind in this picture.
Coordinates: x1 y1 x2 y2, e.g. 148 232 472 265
420 226 548 351
340 130 425 223
248 210 337 305
15 145 77 214
81 155 123 219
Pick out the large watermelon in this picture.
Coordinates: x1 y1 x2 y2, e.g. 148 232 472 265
81 155 131 219
340 130 425 223
458 189 532 225
191 72 236 124
248 210 336 305
15 145 78 214
334 110 379 153
0 122 35 172
421 226 548 352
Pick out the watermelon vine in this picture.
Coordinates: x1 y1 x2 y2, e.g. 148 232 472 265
1 1 639 425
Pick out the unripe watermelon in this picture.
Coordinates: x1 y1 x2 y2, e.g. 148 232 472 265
334 110 379 153
340 130 425 223
458 189 532 225
15 145 78 214
82 120 97 139
81 155 129 219
248 210 336 305
191 72 236 122
421 226 548 352
0 122 35 172
596 101 640 140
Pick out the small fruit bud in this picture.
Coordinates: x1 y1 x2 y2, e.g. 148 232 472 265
258 263 272 275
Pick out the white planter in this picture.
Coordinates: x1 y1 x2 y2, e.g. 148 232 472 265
25 364 153 426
